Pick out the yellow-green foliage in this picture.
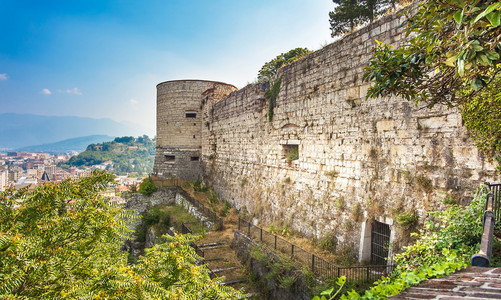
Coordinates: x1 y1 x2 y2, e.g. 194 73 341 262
0 170 245 299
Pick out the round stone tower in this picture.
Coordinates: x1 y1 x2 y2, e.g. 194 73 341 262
153 80 236 181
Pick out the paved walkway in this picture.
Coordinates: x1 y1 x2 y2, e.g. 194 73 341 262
391 266 501 299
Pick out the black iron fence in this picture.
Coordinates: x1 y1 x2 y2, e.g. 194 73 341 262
472 184 501 267
178 189 223 231
238 217 394 282
181 221 209 235
179 223 218 278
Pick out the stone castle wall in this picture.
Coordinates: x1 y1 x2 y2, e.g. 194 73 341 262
154 12 498 260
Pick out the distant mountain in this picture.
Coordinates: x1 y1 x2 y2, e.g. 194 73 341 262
16 135 116 154
0 113 149 149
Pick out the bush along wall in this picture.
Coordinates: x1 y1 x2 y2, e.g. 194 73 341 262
317 188 488 299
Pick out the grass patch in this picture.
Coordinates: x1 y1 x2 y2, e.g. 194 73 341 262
396 212 419 230
137 204 204 239
325 170 338 177
415 174 433 193
287 148 299 161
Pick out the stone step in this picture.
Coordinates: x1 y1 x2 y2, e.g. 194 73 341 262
198 242 226 249
212 266 240 273
221 278 248 286
200 244 229 251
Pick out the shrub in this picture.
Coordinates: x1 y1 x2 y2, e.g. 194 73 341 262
189 180 208 192
415 174 433 193
331 188 487 299
251 246 269 264
278 275 297 289
325 170 338 177
395 212 419 230
318 235 337 252
335 197 346 211
138 177 158 196
287 148 299 161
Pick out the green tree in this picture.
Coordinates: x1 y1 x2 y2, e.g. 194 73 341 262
329 0 366 36
363 0 501 158
258 47 312 83
138 177 158 196
114 136 135 144
329 0 396 37
0 170 245 299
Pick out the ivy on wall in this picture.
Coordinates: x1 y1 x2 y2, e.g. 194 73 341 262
265 76 283 122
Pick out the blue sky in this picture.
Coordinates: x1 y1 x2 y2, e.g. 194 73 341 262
0 1 334 135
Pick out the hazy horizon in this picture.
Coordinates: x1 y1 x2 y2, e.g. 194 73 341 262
0 1 335 134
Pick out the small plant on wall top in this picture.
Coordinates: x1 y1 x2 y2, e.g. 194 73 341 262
257 48 311 83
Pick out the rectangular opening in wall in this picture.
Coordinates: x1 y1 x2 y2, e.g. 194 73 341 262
186 112 197 118
282 144 299 161
371 220 391 265
164 155 175 162
190 156 199 161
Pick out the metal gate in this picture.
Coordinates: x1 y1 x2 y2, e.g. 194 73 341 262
371 220 390 265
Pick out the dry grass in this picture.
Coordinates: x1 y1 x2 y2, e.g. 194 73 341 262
179 182 353 269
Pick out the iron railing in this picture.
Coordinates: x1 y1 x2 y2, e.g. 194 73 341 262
178 189 223 231
487 183 501 222
238 217 394 282
472 191 496 267
181 221 208 235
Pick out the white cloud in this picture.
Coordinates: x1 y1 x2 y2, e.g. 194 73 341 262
130 98 138 105
0 73 7 80
66 88 82 95
41 88 52 95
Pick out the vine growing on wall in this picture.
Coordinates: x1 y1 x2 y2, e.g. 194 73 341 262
265 76 283 122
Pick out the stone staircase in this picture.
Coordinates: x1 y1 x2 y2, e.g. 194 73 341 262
197 232 250 291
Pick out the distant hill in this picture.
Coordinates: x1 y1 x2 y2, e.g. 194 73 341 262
67 136 156 175
16 135 115 154
0 113 149 149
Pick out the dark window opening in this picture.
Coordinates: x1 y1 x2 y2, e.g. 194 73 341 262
282 144 299 161
186 113 197 118
193 135 196 139
190 156 200 161
193 123 196 126
164 155 175 162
